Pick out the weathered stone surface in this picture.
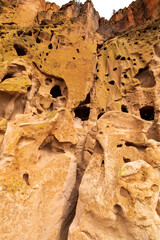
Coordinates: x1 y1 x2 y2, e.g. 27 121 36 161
69 112 160 240
0 0 160 239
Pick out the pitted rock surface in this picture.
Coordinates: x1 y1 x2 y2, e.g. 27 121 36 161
0 0 160 240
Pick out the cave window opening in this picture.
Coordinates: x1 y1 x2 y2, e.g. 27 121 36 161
17 30 24 36
124 74 128 78
121 57 126 60
113 67 117 71
153 27 157 30
1 73 14 82
140 106 154 121
97 112 104 119
97 43 103 51
121 105 128 113
14 44 27 56
74 106 90 121
101 160 104 166
116 55 121 60
48 43 53 49
36 37 41 43
108 80 115 85
50 85 62 98
123 157 131 163
27 30 32 36
23 173 30 186
117 144 123 148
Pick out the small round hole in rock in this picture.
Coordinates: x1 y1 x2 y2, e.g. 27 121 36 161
140 106 154 121
113 67 117 71
108 80 115 85
48 43 53 49
116 55 121 60
124 74 128 78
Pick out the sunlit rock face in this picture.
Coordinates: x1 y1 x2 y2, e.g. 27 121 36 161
0 0 160 239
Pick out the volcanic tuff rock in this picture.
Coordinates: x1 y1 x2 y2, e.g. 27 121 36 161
0 0 160 239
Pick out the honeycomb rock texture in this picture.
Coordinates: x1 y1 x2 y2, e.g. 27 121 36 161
0 0 160 239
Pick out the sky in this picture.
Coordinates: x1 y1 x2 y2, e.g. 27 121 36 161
48 0 134 20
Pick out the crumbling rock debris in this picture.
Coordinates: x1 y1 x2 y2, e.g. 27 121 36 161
0 0 160 239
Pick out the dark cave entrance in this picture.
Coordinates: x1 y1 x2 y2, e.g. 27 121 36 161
139 106 154 121
50 85 62 98
14 44 27 56
121 105 128 113
74 106 90 121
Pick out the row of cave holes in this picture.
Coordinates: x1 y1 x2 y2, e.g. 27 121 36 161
121 105 154 121
13 42 52 58
74 105 155 122
104 57 142 76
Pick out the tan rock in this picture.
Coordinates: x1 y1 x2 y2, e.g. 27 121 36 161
0 0 160 239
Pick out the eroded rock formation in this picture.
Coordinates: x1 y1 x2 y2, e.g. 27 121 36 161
0 0 160 239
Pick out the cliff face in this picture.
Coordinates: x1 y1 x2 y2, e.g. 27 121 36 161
98 0 160 37
0 0 160 240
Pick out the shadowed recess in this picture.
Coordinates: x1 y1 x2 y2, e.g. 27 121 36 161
50 85 62 98
140 106 154 121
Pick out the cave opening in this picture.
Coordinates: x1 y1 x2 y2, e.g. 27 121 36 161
36 37 41 43
50 85 62 98
108 80 115 85
97 112 104 119
121 105 128 113
1 73 14 82
48 43 53 49
139 106 154 121
14 44 27 56
74 106 90 121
